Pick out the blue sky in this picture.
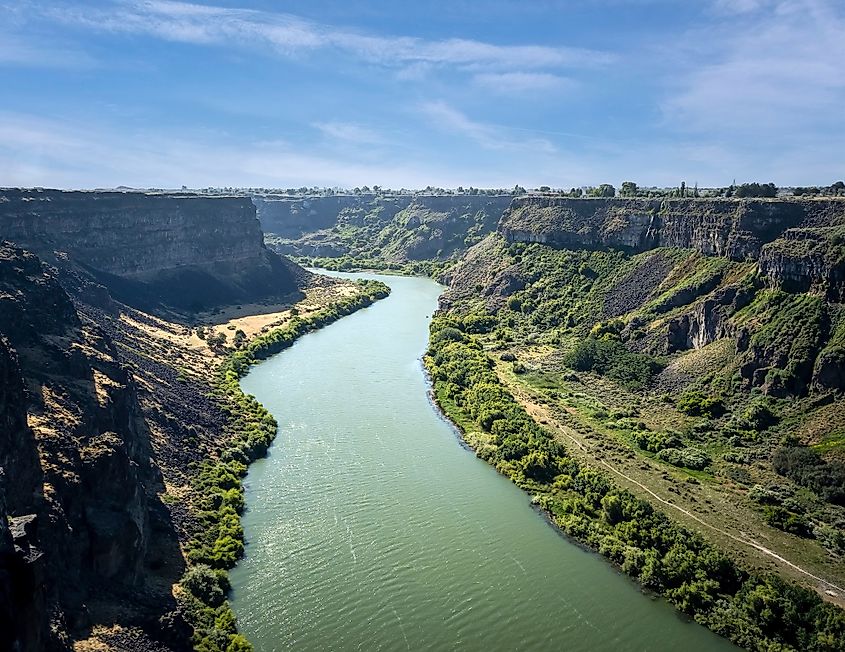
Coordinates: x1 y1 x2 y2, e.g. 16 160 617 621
1 0 843 189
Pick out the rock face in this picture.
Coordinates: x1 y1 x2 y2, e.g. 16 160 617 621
758 227 845 302
257 193 513 261
0 189 301 312
0 243 184 650
500 197 845 299
255 194 413 239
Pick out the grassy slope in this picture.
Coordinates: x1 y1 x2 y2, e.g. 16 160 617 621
429 233 845 646
425 315 845 651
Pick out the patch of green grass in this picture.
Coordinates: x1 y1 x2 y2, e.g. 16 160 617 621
813 431 845 454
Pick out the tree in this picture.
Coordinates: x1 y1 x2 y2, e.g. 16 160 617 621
181 564 225 606
620 181 638 197
733 182 777 198
589 184 616 198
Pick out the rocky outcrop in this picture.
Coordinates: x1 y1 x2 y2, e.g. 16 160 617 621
812 344 845 392
666 285 756 353
500 197 845 294
0 243 185 650
759 227 845 302
0 339 49 651
0 189 302 313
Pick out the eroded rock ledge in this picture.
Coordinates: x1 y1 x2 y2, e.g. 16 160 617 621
0 189 301 313
500 197 845 301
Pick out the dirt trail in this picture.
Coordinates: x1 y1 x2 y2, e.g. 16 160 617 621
501 373 845 605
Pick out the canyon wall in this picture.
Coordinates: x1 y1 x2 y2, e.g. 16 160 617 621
255 194 413 238
500 197 845 301
0 243 185 650
0 189 301 312
257 193 513 261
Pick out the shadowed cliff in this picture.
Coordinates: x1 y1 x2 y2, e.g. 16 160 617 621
0 189 304 315
0 243 186 651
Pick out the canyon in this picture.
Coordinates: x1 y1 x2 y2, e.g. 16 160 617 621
1 189 844 651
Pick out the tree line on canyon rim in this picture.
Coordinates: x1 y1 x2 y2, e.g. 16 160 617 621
186 179 845 199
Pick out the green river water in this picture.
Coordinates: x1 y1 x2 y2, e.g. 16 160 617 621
229 272 738 651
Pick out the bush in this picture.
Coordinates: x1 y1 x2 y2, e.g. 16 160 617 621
563 336 661 390
773 445 845 505
181 565 227 607
763 505 812 537
656 447 711 470
677 391 724 418
634 431 681 453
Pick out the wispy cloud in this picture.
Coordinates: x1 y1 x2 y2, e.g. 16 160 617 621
312 121 386 145
0 111 469 189
38 0 612 73
0 29 98 69
419 101 557 154
473 72 573 94
710 0 774 14
664 0 845 135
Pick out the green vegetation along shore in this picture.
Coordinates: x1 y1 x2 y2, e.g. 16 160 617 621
175 280 390 652
424 314 845 651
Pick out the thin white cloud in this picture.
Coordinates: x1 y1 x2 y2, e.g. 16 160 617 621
419 101 557 154
664 0 845 134
473 72 573 94
710 0 774 14
0 111 473 189
0 30 98 69
312 122 386 145
38 0 612 72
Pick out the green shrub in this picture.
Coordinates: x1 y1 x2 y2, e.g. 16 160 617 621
677 391 724 418
773 445 845 505
633 431 681 453
763 505 812 537
656 447 711 470
563 336 662 390
181 565 227 607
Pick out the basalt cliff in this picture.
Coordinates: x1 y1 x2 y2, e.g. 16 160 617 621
257 193 512 262
0 190 321 650
0 189 302 313
499 197 845 301
0 243 185 651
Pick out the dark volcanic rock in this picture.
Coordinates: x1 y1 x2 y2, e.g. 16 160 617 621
0 243 185 650
0 189 304 313
500 196 845 271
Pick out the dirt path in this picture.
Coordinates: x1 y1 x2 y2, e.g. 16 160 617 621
499 370 845 606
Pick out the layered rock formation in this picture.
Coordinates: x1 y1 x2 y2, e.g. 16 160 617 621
258 193 512 262
0 243 186 650
500 197 845 300
0 189 301 313
255 194 412 239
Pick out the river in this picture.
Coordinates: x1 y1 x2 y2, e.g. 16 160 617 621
229 271 737 651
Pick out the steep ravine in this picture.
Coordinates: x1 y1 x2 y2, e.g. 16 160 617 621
0 243 183 650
